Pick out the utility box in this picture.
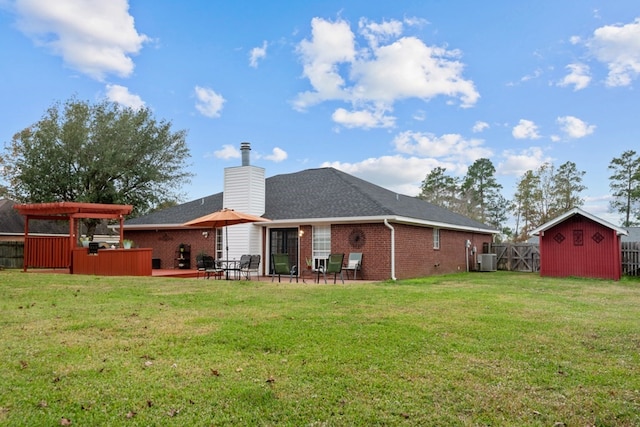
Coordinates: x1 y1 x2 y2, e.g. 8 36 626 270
478 253 497 272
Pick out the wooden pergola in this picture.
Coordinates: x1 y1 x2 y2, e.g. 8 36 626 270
13 202 133 272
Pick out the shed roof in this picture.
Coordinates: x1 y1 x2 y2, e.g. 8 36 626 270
126 167 497 234
530 207 628 236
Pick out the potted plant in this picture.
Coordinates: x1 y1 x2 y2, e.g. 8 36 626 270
305 257 313 270
122 239 134 249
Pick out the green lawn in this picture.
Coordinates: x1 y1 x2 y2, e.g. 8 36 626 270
1 270 639 426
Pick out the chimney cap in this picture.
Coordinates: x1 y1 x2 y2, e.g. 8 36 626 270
240 142 251 166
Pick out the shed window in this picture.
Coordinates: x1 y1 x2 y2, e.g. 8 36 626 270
433 228 440 250
573 230 583 246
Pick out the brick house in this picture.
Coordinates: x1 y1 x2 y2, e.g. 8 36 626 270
124 143 497 280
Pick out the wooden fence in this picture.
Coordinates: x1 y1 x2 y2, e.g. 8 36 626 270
622 241 640 276
0 241 24 269
490 243 540 272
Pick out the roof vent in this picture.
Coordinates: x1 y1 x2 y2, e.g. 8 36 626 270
240 142 251 166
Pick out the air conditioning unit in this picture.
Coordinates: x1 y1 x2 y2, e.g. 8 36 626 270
478 254 497 272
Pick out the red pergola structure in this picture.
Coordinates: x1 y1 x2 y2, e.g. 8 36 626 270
13 202 132 272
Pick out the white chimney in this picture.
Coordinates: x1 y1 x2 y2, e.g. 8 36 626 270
223 142 266 259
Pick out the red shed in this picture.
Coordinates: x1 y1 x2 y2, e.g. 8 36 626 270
531 208 628 280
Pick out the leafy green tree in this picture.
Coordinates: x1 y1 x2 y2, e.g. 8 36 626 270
512 161 587 241
0 97 192 235
551 161 586 214
513 169 541 241
461 158 504 225
418 166 461 212
608 150 640 227
485 193 511 232
534 162 556 225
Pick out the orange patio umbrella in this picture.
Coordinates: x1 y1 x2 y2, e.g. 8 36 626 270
182 208 270 260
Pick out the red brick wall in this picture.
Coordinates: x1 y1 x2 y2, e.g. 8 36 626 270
128 222 493 278
331 223 390 280
125 229 214 270
331 223 493 280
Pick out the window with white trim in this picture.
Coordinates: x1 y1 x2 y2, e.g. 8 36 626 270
216 228 224 259
433 228 440 249
312 226 331 270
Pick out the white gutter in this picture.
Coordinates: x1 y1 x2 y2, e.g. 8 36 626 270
384 219 397 281
264 215 498 234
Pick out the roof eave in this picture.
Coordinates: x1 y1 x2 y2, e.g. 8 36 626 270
122 216 497 234
266 215 498 234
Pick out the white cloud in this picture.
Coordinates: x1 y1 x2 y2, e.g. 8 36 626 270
322 155 462 196
520 68 543 82
497 147 551 176
13 0 149 80
194 86 225 118
213 144 239 160
331 107 395 129
105 84 144 109
587 18 640 87
350 36 479 107
293 17 479 128
293 17 356 109
392 131 492 163
472 121 489 133
358 17 404 48
263 147 288 162
249 41 267 68
512 119 541 139
556 115 596 139
558 63 591 90
412 110 427 121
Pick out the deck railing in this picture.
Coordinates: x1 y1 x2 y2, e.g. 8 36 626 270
24 236 71 269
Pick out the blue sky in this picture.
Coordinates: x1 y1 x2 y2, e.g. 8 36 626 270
1 1 639 225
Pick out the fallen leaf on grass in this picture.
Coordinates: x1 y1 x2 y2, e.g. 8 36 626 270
60 417 72 425
167 408 180 417
266 376 275 383
126 411 136 419
211 369 220 376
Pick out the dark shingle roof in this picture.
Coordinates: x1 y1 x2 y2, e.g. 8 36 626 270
125 193 223 225
126 167 495 232
0 198 69 235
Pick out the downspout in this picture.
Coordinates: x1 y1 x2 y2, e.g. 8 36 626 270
384 219 397 281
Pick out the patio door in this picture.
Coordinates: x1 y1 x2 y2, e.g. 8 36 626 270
269 228 298 274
